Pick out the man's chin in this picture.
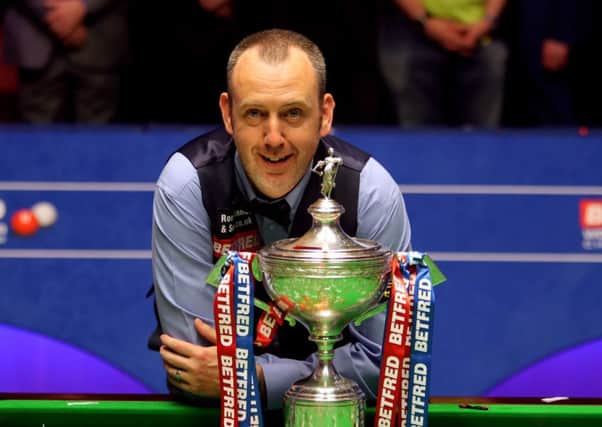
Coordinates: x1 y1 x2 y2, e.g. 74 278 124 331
261 189 289 200
257 180 294 200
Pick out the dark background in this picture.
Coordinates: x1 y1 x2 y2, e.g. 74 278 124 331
2 0 602 127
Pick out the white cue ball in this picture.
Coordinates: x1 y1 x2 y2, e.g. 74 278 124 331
0 198 5 220
31 201 58 227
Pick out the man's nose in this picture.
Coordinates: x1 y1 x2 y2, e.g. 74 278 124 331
263 115 284 147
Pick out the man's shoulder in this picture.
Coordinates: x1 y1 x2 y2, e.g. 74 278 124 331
177 127 235 169
158 127 231 196
157 152 199 198
320 134 371 173
361 157 398 189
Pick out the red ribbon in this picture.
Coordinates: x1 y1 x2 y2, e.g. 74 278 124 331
373 258 414 427
215 263 239 427
255 296 295 348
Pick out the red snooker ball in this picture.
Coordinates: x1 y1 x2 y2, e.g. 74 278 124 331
10 209 40 236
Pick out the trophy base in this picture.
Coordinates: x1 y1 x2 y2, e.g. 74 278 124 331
283 376 365 427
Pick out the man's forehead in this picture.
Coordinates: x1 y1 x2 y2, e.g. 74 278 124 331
229 46 320 102
232 45 313 80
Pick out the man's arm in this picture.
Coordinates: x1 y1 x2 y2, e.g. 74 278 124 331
152 152 224 398
152 152 216 344
43 0 87 43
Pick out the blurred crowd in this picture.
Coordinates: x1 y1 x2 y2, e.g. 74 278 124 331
0 0 600 128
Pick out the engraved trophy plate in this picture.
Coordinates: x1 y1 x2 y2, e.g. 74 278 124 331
258 149 392 426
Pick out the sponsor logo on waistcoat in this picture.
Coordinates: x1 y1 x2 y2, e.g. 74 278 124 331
213 208 262 258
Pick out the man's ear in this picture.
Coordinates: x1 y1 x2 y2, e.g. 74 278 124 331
319 93 335 137
219 92 233 134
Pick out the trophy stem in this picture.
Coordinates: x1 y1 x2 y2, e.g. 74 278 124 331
309 334 342 362
283 333 366 426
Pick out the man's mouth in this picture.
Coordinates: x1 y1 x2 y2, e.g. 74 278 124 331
260 154 293 164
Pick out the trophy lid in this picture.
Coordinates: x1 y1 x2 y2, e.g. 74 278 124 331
261 198 388 261
259 149 390 262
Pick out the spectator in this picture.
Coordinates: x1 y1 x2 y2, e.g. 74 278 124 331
3 0 129 123
504 0 587 126
378 0 507 128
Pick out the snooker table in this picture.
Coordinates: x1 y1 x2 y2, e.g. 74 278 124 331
1 395 601 426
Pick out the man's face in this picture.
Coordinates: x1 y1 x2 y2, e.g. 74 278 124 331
219 46 335 199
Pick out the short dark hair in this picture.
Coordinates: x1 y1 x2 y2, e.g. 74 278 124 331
227 29 327 97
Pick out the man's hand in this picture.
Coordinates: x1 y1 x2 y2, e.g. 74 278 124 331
423 18 471 53
160 319 222 398
541 39 570 71
462 19 494 51
44 0 87 41
62 25 88 48
161 319 267 401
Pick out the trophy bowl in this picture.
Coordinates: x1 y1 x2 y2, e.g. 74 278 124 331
258 196 392 427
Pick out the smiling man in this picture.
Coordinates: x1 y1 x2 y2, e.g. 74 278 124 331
150 29 412 409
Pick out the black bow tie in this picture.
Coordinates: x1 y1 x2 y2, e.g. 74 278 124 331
249 198 291 228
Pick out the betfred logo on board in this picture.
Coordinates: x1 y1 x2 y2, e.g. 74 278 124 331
580 200 602 228
580 199 602 250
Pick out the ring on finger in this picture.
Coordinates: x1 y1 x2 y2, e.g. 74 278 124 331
175 368 182 383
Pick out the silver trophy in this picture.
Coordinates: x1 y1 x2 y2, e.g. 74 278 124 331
258 149 392 426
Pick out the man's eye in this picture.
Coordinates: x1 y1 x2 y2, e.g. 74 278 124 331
244 109 264 124
284 108 302 120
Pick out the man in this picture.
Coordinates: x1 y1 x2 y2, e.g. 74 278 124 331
3 0 128 123
378 0 507 128
151 29 411 409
